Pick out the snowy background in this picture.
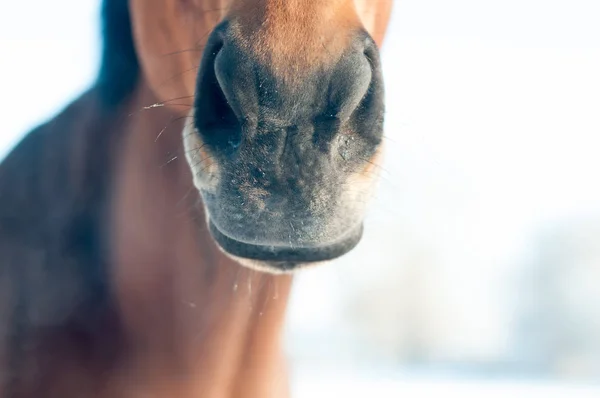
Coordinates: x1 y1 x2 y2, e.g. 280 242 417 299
2 1 600 396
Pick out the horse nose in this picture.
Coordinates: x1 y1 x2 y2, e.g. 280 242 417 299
189 23 385 254
193 23 382 151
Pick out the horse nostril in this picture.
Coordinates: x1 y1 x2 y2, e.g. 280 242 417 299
340 35 385 140
332 54 373 122
193 27 242 153
324 35 381 126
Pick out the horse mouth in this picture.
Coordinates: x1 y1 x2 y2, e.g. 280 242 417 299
208 219 363 272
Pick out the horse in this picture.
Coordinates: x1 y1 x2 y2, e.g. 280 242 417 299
0 0 392 396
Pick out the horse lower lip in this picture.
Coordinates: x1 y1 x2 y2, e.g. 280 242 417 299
208 220 363 263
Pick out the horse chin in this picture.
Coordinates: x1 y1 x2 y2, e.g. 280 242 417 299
207 219 364 274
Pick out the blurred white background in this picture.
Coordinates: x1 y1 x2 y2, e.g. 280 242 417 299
2 0 600 396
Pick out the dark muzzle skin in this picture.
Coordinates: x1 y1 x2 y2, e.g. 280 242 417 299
185 21 385 270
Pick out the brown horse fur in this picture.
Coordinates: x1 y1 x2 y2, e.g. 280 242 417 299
0 0 392 397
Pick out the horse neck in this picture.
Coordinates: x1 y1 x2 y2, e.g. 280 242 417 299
107 83 293 397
